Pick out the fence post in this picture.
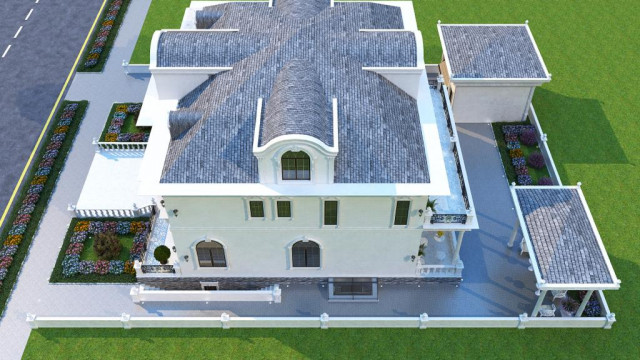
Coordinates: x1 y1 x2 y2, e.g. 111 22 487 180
221 312 230 329
121 313 132 329
130 285 141 304
320 313 329 329
273 284 282 304
604 313 616 329
517 313 528 329
419 313 429 329
26 313 38 329
122 60 129 74
134 260 143 277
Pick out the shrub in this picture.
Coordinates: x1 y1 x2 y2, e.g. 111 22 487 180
538 177 553 185
93 232 122 260
509 149 523 159
527 152 546 169
520 129 538 146
517 175 533 185
561 297 579 313
154 245 171 265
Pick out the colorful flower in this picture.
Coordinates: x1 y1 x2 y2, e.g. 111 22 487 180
0 245 18 257
62 255 80 277
79 260 94 275
109 260 124 275
105 133 118 142
88 221 104 235
124 260 135 275
66 243 84 255
0 256 13 269
4 235 23 246
31 175 48 186
74 221 90 232
95 260 110 275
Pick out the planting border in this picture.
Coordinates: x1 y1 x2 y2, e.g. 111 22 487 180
50 217 150 284
78 0 132 72
98 103 150 142
0 101 88 317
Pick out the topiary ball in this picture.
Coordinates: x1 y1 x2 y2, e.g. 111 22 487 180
154 245 171 265
527 152 546 169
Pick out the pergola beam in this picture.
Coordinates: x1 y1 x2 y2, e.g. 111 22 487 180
575 290 594 317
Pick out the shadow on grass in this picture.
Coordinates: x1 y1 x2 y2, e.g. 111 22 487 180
533 88 628 178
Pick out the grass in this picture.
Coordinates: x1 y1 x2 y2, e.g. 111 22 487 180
26 0 640 358
80 234 134 262
77 0 132 72
491 121 552 185
0 101 87 318
98 103 150 142
48 218 147 284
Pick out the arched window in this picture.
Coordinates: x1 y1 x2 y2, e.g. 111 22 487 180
282 151 310 180
292 240 320 267
196 241 227 268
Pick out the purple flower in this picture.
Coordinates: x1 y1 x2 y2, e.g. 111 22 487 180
517 175 533 185
537 177 554 185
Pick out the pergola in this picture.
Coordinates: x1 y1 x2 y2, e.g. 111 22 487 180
508 184 620 317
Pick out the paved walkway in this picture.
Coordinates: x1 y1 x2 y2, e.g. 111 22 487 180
0 0 152 357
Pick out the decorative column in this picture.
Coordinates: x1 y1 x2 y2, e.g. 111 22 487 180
452 231 465 263
508 219 520 248
531 289 548 317
575 289 594 317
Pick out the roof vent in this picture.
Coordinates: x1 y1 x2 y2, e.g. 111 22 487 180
168 110 201 140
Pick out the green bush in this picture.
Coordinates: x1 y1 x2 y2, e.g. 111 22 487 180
93 232 122 260
154 245 171 264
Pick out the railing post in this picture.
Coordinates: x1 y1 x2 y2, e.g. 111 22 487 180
221 312 230 329
517 313 528 329
122 60 129 75
130 285 141 304
273 284 282 303
320 313 329 329
424 208 434 226
134 260 143 277
419 313 429 329
121 313 132 329
604 313 616 329
26 313 38 329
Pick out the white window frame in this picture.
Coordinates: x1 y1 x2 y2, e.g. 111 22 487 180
391 198 412 228
244 197 267 220
287 237 322 270
321 198 340 228
273 198 293 220
192 238 230 270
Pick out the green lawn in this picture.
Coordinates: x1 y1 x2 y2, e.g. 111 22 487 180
80 234 133 262
26 0 640 358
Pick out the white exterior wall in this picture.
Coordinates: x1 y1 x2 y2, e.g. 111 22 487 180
451 85 534 123
164 196 428 278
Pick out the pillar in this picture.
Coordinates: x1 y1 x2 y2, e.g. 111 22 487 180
531 289 547 317
575 290 594 317
453 231 465 263
508 219 520 247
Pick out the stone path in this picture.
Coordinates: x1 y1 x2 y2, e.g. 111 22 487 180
0 0 152 357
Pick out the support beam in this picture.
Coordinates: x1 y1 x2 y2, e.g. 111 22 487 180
531 289 547 317
575 290 594 317
508 219 520 247
453 231 465 262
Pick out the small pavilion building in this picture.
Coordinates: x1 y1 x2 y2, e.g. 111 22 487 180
438 23 551 123
509 185 620 318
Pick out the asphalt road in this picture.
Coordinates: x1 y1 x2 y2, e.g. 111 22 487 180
0 0 103 226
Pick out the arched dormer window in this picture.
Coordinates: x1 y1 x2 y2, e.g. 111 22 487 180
196 241 227 268
292 240 320 267
282 151 310 180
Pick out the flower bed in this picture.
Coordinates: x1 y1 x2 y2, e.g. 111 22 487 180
0 101 87 317
99 102 150 142
50 218 150 283
79 0 132 72
492 122 553 185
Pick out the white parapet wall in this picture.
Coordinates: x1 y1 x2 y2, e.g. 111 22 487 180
130 284 282 303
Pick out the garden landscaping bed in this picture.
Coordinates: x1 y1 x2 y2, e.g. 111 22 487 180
492 121 552 185
50 218 150 283
98 103 150 142
0 101 87 317
78 0 132 72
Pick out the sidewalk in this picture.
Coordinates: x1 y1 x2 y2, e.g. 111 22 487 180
0 0 152 357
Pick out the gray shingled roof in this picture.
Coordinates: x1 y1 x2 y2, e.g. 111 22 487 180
515 188 614 285
159 0 428 184
440 25 547 79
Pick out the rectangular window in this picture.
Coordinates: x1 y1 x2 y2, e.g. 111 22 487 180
249 200 264 218
394 200 410 225
276 201 291 218
329 278 378 301
324 200 338 225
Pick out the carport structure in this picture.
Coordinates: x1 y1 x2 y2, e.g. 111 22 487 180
509 184 620 317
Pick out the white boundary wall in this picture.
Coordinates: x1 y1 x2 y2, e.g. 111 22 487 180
26 312 616 330
130 285 282 303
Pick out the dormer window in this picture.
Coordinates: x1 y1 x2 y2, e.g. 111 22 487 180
282 151 310 180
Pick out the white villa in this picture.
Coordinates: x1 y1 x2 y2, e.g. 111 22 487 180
70 0 619 317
